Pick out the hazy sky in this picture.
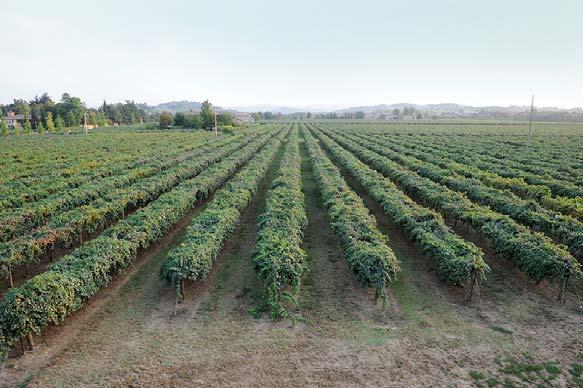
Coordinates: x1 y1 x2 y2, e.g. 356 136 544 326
1 0 581 108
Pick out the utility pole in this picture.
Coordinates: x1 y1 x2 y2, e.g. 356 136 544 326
528 94 534 142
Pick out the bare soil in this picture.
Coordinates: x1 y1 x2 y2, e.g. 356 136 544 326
1 139 582 387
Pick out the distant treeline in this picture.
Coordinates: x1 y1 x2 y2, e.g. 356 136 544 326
271 107 583 122
158 100 235 129
0 93 152 130
468 109 583 122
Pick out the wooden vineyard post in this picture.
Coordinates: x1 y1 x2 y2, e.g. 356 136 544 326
468 269 478 303
381 289 389 318
26 333 34 350
559 275 569 305
173 279 185 317
8 267 14 288
179 257 185 301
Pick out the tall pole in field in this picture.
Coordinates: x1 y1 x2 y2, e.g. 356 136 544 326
528 94 534 142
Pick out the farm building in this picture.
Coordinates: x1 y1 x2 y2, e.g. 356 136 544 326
5 111 30 127
233 112 254 124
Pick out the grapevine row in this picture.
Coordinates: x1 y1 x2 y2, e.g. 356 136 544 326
0 133 261 283
0 132 213 210
360 127 582 183
160 130 287 297
252 129 308 318
360 131 583 221
320 127 581 298
336 129 583 260
415 133 582 182
0 129 277 357
386 132 583 198
302 127 399 302
0 133 247 242
311 127 488 290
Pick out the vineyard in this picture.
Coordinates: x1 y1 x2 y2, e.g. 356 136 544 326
1 122 582 386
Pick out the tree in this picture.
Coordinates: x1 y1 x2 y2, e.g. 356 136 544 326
251 112 261 122
218 112 233 126
355 111 365 119
200 100 214 129
159 112 173 128
87 112 97 126
12 99 30 115
38 93 53 104
173 112 186 127
65 111 77 127
46 112 55 132
14 122 21 135
392 108 400 116
59 93 85 126
37 121 45 134
98 100 148 126
101 111 108 126
29 104 44 127
184 114 202 129
56 115 65 132
24 119 32 134
416 112 423 119
96 111 107 127
306 112 312 119
1 117 8 136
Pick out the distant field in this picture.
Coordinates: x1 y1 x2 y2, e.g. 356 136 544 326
1 122 582 387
